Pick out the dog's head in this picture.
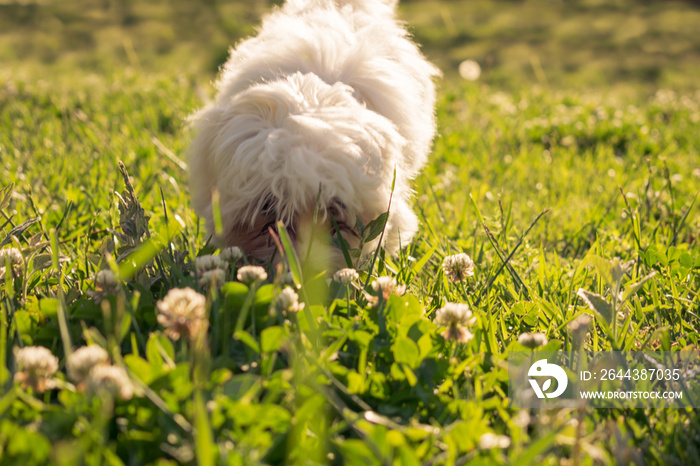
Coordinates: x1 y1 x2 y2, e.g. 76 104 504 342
189 72 419 269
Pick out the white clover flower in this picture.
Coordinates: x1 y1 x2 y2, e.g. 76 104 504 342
86 365 134 400
0 247 23 267
14 346 59 392
569 314 592 333
479 433 511 449
570 314 592 347
459 60 481 81
0 247 24 279
333 268 359 285
443 325 474 343
442 253 475 283
371 276 406 299
66 345 110 383
199 268 226 287
219 246 244 263
512 410 531 428
237 265 268 285
517 332 548 349
88 269 120 303
278 287 304 313
435 302 477 343
436 302 476 327
195 254 226 274
95 269 118 288
156 287 207 341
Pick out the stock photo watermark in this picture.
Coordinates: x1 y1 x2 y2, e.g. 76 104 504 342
508 352 700 408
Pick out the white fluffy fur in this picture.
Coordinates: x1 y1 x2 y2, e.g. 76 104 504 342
189 0 439 258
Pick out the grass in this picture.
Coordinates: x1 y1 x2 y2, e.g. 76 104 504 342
1 0 699 464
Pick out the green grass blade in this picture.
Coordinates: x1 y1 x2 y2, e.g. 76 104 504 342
193 389 215 466
51 229 73 358
277 221 303 289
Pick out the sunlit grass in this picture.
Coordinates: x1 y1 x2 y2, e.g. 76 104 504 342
1 0 699 464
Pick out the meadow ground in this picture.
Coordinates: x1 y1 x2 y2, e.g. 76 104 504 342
1 0 699 464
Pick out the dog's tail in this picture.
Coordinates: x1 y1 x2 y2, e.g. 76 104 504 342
284 0 397 15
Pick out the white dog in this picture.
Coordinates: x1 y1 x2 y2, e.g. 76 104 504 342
189 0 439 268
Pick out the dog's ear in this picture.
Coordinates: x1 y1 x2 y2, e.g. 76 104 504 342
187 84 311 242
188 105 228 237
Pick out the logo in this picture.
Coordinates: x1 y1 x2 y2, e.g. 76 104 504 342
528 359 568 399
